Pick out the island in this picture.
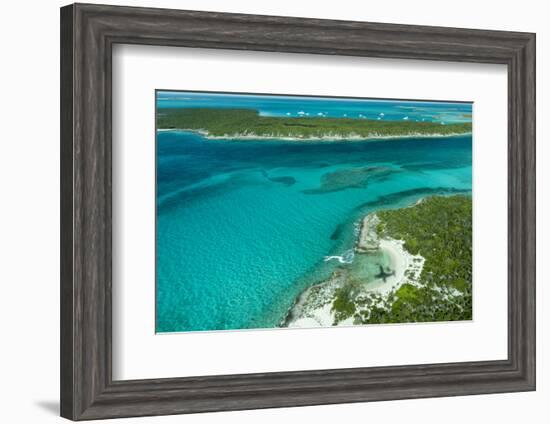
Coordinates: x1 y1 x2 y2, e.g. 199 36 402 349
157 108 472 140
283 195 472 327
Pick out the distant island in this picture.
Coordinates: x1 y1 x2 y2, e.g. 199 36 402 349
157 108 472 141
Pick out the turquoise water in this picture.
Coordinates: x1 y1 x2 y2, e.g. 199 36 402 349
157 90 472 124
156 131 472 333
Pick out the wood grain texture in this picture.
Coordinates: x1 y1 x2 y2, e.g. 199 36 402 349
60 3 536 420
60 4 74 419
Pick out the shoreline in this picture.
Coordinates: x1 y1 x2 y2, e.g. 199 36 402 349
285 211 425 329
283 194 472 328
156 128 472 142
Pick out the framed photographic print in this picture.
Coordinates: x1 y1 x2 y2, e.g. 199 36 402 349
60 3 536 420
155 90 474 333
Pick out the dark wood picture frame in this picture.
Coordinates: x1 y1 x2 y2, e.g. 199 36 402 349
60 3 536 420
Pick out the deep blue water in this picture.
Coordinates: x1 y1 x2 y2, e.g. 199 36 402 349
156 132 472 333
157 91 472 124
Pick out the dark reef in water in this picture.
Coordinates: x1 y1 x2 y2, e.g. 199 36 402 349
302 166 397 194
269 176 296 186
330 223 346 240
260 170 297 186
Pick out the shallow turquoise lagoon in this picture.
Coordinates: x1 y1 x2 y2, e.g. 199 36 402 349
156 131 472 333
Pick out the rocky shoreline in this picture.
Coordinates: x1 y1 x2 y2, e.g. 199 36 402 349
283 211 425 328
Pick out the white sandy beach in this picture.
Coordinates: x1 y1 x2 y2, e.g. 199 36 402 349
156 127 471 142
286 214 425 328
363 238 424 295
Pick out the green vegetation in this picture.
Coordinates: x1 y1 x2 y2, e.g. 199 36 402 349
332 286 357 322
378 195 472 290
157 108 472 139
332 195 472 324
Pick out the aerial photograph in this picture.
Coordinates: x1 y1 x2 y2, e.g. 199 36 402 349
155 90 473 333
